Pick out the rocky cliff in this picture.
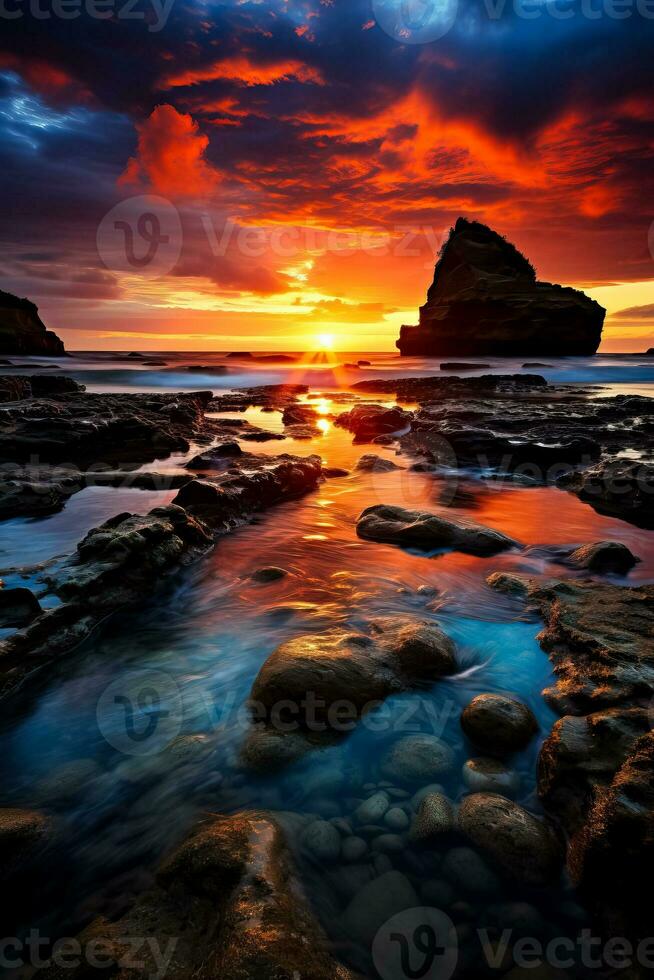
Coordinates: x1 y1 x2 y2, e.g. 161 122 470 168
397 218 605 356
0 290 66 356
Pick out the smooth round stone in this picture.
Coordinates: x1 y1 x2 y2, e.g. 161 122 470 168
373 833 405 854
411 783 445 810
358 824 387 837
354 790 390 824
387 787 410 799
300 819 341 861
330 817 353 836
420 878 455 907
410 793 455 841
384 807 409 831
380 735 455 784
342 836 368 862
458 794 564 886
462 757 520 795
460 694 538 756
442 846 501 897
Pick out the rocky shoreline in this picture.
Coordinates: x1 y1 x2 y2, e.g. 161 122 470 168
0 370 652 978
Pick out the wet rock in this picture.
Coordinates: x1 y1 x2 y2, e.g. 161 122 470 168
566 540 639 573
0 390 211 465
557 458 654 528
411 783 445 809
384 807 410 831
341 870 419 945
0 376 32 402
354 453 403 472
483 901 547 937
335 403 411 440
322 466 349 478
0 807 52 874
249 617 456 739
458 793 564 885
573 732 654 940
282 403 319 426
355 791 390 824
537 707 650 836
239 728 316 772
380 734 455 784
357 503 516 555
410 793 455 841
461 694 538 756
440 362 491 371
487 573 654 713
353 373 548 400
0 586 41 628
396 218 604 357
462 758 520 795
441 846 501 898
301 819 342 861
251 566 288 583
43 812 353 980
186 441 243 467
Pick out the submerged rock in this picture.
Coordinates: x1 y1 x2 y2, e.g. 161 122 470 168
396 218 604 356
458 793 564 885
0 289 66 356
357 503 517 555
461 694 538 756
462 757 520 795
341 870 419 946
0 807 52 875
251 566 288 583
380 734 456 784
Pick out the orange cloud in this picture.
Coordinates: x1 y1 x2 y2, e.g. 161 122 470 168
119 105 218 199
161 55 324 89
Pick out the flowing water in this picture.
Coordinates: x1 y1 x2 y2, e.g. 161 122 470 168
1 352 653 977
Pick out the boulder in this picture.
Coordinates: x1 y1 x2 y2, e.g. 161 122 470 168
0 289 66 356
0 587 42 628
357 503 516 555
458 793 564 885
249 617 457 735
396 218 604 356
557 459 654 528
39 812 353 980
567 540 639 573
354 454 403 472
335 403 411 440
441 846 501 897
460 694 538 756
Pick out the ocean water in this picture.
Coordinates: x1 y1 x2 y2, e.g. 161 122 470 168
1 352 653 977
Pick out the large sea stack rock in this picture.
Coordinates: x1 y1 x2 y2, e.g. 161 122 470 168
0 289 66 356
397 218 605 356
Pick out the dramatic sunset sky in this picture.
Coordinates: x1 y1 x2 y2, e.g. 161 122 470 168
1 0 654 351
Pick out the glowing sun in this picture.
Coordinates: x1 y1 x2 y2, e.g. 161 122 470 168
316 333 334 350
